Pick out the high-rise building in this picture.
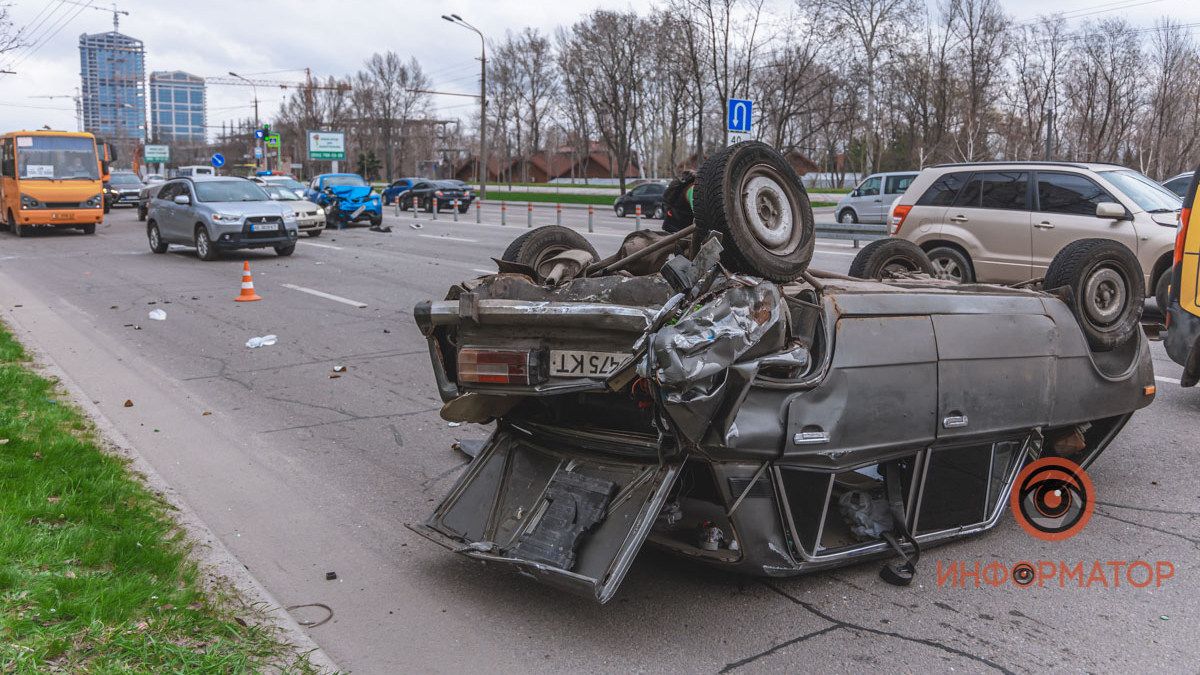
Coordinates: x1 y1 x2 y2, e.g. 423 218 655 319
150 71 207 143
78 31 146 144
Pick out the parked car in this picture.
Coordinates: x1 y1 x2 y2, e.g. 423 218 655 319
835 171 919 224
104 171 144 209
397 179 473 213
1163 171 1193 198
888 161 1182 308
253 175 307 199
145 176 298 261
137 179 167 221
304 173 382 227
143 173 165 184
613 182 667 218
1165 165 1200 386
381 177 421 205
262 184 325 238
410 141 1154 604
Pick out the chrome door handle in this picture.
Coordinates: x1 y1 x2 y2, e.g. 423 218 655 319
949 215 968 223
793 430 831 445
943 414 969 429
1034 221 1055 229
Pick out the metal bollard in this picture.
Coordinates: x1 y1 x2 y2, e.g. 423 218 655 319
555 202 562 226
475 198 482 224
452 199 459 222
432 197 438 220
394 196 400 217
635 203 642 231
526 202 532 228
412 197 419 221
500 201 507 226
587 204 594 233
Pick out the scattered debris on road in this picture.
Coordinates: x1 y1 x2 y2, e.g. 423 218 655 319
325 571 337 581
148 309 166 321
452 439 485 459
245 335 278 349
123 399 133 407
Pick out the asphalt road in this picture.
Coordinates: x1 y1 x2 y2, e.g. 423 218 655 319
0 207 1196 673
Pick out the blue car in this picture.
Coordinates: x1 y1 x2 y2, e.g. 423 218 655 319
305 173 382 227
382 177 421 206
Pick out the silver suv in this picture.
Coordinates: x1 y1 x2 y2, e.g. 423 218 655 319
835 171 918 224
146 176 299 261
890 162 1181 306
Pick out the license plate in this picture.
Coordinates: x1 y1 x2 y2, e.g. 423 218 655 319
550 350 627 378
251 222 276 232
350 205 366 219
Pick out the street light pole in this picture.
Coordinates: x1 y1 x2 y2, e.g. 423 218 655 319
443 14 487 199
229 71 261 172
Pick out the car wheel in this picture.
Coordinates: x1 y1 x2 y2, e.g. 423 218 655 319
652 205 664 219
838 209 858 224
307 228 322 238
615 204 626 218
925 246 974 283
137 204 147 222
458 204 470 214
275 244 295 257
505 225 598 269
194 226 219 261
1155 270 1171 315
694 140 815 282
5 209 14 234
424 198 434 213
1044 238 1144 352
849 239 935 280
80 223 96 235
147 221 168 253
369 214 382 227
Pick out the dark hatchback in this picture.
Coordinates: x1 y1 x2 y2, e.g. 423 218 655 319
613 182 667 219
397 180 474 213
105 171 144 209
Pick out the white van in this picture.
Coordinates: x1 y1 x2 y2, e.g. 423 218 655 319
174 165 215 178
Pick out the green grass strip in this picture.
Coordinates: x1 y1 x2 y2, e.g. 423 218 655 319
0 322 314 672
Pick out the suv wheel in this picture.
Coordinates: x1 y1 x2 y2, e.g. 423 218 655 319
615 204 626 218
838 209 858 224
147 221 168 253
652 205 664 219
1045 238 1143 352
137 203 147 221
195 226 219 261
925 246 974 283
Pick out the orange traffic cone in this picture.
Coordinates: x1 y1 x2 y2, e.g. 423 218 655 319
235 261 262 302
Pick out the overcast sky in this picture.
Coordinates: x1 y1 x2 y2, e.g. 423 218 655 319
1 0 1196 137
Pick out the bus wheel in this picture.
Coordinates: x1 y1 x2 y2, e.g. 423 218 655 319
81 224 96 235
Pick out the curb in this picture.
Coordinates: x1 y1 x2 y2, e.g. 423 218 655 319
2 310 341 674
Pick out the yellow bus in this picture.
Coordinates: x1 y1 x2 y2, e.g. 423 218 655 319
0 129 105 237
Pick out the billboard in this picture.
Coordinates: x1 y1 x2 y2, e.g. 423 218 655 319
144 144 169 163
307 131 345 160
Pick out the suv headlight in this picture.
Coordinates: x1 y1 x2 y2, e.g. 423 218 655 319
210 213 240 222
20 194 40 209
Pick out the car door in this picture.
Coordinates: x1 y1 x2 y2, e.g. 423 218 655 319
1030 171 1140 278
944 171 1033 283
855 175 885 222
153 182 179 239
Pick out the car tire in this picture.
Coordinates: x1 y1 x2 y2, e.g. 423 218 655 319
1155 269 1171 315
694 140 815 282
13 222 26 238
925 246 974 283
194 226 219 261
80 223 96 235
849 239 936 279
275 244 295 257
652 205 664 219
137 204 147 222
424 199 434 213
369 214 382 227
506 225 598 269
458 204 470 214
307 229 322 238
615 204 626 218
838 209 858 224
1044 238 1144 352
147 221 168 253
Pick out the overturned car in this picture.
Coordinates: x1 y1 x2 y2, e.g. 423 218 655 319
411 142 1156 603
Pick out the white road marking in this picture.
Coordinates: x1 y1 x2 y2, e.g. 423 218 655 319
472 268 495 274
1155 375 1182 385
303 241 343 250
812 248 860 257
280 283 368 308
418 234 478 243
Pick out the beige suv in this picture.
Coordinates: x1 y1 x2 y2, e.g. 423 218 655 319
889 162 1182 307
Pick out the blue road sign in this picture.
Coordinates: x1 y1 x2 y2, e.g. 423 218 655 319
211 153 225 168
727 99 753 132
254 129 265 140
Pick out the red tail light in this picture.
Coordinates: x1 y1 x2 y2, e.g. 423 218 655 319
458 347 548 385
890 204 914 235
1175 206 1191 265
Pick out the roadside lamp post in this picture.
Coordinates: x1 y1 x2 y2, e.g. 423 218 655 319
442 14 488 200
228 71 262 172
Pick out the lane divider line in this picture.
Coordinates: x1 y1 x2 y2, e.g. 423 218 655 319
280 283 368 308
471 268 495 274
418 234 478 243
303 241 343 250
1155 375 1181 385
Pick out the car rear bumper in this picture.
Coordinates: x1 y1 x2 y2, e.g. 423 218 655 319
1165 305 1200 387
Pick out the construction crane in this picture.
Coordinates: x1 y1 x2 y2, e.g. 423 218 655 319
29 91 83 130
61 0 129 32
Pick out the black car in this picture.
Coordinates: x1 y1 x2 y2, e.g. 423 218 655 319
399 180 474 213
105 171 144 210
613 182 666 219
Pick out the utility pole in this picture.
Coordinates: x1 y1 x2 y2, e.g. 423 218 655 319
443 14 487 199
228 71 261 172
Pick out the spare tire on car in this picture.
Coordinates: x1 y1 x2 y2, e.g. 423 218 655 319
694 141 815 281
849 239 936 280
501 225 598 269
1044 238 1144 352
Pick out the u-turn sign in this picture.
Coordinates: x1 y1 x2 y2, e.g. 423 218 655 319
727 99 753 133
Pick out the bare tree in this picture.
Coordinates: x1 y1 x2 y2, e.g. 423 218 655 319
363 52 431 179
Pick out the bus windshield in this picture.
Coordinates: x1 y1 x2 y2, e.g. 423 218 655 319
17 135 99 180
